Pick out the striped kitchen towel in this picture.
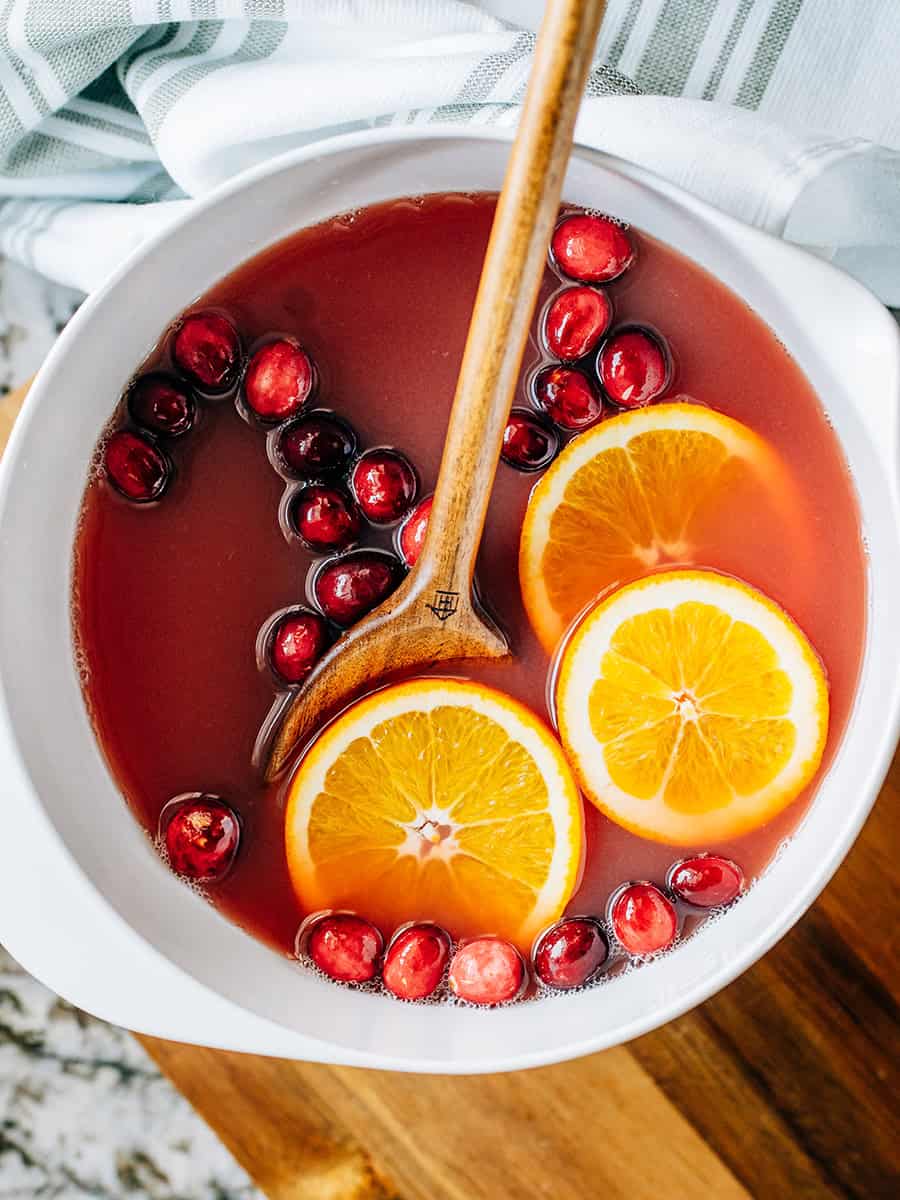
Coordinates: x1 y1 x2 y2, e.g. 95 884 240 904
0 0 897 302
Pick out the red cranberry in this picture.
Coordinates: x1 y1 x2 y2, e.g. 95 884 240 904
269 609 329 685
305 913 382 983
314 551 400 627
273 412 356 480
291 485 360 552
544 286 612 361
448 937 525 1006
668 854 745 909
351 449 417 524
383 923 451 1001
533 917 608 990
502 409 558 471
104 429 170 502
172 311 241 393
244 338 314 422
551 213 634 283
398 494 433 567
597 327 670 408
610 882 678 957
128 373 195 438
162 795 240 882
534 366 602 431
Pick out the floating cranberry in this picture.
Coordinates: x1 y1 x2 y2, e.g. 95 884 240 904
597 327 670 409
610 882 678 957
533 917 608 990
544 286 612 361
551 213 634 283
162 795 240 882
502 409 558 471
534 366 602 431
244 338 314 422
383 923 451 1001
306 913 382 983
273 412 356 480
128 373 195 438
269 609 330 685
314 551 400 627
104 429 170 502
398 494 433 568
448 937 525 1006
291 485 360 552
172 311 241 393
351 449 417 525
668 854 745 909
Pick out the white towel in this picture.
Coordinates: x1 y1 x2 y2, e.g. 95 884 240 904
0 1 897 303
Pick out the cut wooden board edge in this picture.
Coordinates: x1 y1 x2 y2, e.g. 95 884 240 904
0 379 30 447
138 1039 751 1200
140 1042 399 1200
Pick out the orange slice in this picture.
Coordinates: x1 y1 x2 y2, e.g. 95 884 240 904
285 679 583 950
520 403 802 653
555 570 829 844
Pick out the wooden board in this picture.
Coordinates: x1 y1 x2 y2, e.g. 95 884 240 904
2 380 897 1199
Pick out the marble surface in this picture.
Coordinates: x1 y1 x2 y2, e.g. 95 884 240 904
0 258 261 1198
0 947 260 1198
0 260 82 396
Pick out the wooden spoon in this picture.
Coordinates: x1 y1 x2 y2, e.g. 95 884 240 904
261 0 607 780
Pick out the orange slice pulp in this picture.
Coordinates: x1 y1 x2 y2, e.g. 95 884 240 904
285 679 583 950
520 402 807 654
555 569 829 844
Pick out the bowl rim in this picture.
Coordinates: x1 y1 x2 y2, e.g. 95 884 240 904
1 125 899 1072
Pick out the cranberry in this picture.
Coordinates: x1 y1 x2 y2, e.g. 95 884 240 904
161 795 240 882
448 937 525 1006
668 854 745 908
534 366 602 431
128 373 195 438
104 429 170 502
383 923 451 1001
269 609 329 685
533 917 608 990
398 494 433 567
305 913 382 983
273 412 356 480
291 485 360 552
551 213 634 283
544 286 612 361
610 882 678 957
502 409 558 471
172 311 241 393
243 338 314 422
314 551 400 627
597 327 670 408
351 449 417 524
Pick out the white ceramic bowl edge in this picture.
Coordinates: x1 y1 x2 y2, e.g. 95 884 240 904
0 129 898 1072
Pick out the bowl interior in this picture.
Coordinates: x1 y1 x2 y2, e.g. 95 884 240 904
1 132 899 1069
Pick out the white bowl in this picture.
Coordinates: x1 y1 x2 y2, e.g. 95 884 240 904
0 130 898 1074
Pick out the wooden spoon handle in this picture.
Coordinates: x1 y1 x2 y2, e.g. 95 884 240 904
415 0 606 598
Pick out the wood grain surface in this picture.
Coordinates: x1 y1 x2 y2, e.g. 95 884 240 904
2 379 897 1199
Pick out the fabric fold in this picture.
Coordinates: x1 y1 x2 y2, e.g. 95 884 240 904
0 0 896 303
